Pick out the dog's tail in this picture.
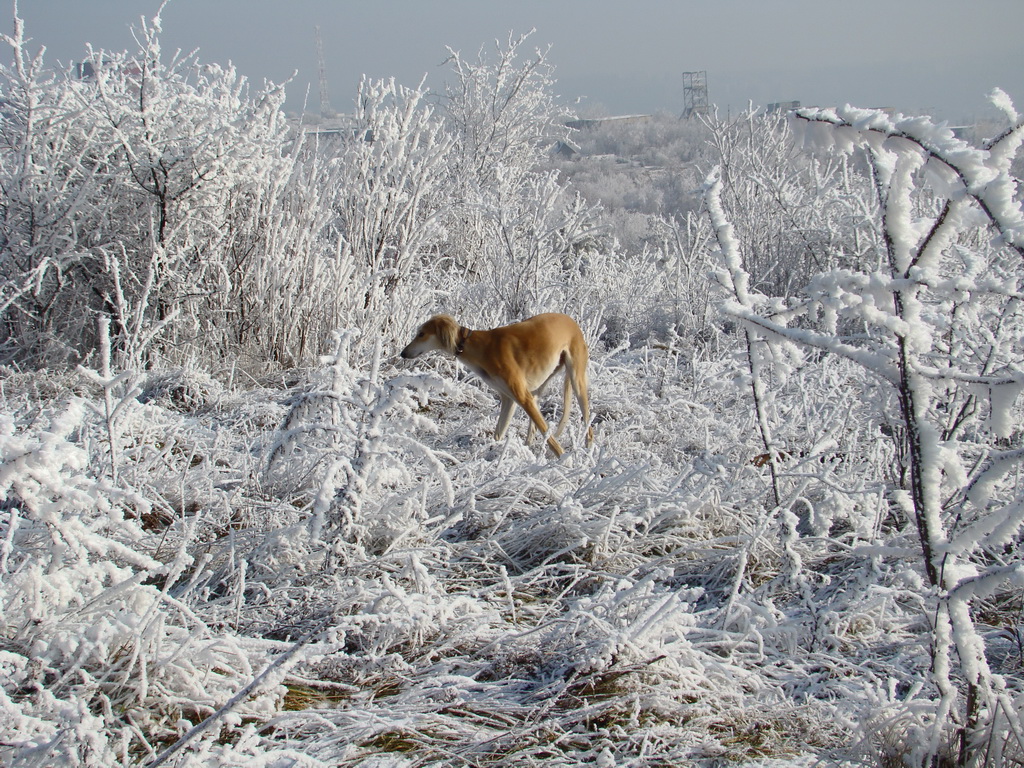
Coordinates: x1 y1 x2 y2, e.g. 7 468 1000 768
555 340 593 444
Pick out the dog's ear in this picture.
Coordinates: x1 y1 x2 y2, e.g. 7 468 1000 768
434 315 459 352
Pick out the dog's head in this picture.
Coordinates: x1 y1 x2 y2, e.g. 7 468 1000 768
400 315 460 359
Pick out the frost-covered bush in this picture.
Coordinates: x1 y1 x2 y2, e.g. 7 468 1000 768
0 12 303 367
443 32 569 195
702 109 878 299
705 92 1024 765
325 77 453 354
0 11 356 370
265 331 453 563
439 33 604 327
0 399 286 766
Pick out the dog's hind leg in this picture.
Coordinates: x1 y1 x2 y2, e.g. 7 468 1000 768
553 372 573 439
526 372 559 445
509 379 564 457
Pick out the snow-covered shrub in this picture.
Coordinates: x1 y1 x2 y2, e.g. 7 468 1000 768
0 17 119 365
326 76 453 354
0 9 350 370
454 170 608 326
440 32 597 328
0 398 285 766
222 134 351 369
266 331 452 562
703 109 878 299
443 31 570 197
705 93 1024 765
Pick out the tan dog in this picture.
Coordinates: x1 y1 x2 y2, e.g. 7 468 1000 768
401 313 594 456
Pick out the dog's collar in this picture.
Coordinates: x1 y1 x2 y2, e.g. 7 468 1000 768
455 327 471 356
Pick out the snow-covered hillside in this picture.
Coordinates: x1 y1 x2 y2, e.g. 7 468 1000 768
1 11 1023 768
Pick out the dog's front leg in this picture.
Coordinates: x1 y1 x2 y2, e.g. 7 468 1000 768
494 394 516 441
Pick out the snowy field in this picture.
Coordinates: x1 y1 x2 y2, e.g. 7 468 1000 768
1 12 1023 768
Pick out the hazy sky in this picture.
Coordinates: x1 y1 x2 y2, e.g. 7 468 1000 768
12 1 1024 122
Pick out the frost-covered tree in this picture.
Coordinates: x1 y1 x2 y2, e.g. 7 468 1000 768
0 9 346 368
443 31 567 193
326 76 452 349
705 109 878 298
706 93 1024 765
0 16 120 363
440 32 603 324
77 15 299 367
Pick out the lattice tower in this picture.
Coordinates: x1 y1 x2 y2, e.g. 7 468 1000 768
315 26 331 116
681 71 710 119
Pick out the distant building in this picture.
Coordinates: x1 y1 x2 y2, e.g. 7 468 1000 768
75 61 99 80
565 115 654 131
74 58 143 80
551 138 581 159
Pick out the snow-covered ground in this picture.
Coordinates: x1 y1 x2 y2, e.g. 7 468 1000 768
0 345 873 766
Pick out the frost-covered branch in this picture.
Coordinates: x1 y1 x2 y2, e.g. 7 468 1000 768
791 98 1024 259
705 166 787 506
